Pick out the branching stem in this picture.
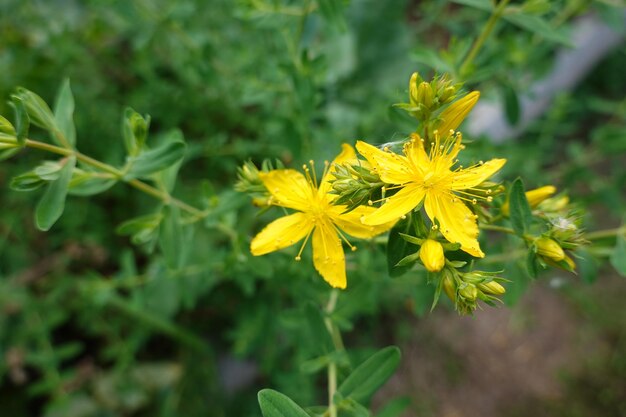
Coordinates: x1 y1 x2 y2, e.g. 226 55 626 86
2 137 206 219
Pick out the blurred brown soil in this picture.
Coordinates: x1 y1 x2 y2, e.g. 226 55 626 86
374 282 601 417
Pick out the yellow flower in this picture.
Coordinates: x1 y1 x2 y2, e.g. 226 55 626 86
356 132 506 257
419 239 445 272
250 144 393 289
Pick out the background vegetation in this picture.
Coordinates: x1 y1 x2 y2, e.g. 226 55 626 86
1 0 625 416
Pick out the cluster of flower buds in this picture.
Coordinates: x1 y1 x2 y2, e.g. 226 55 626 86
442 269 507 315
235 160 283 206
329 161 384 212
395 72 462 122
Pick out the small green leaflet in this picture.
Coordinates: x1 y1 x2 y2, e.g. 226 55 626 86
35 156 76 231
508 178 533 237
53 79 76 147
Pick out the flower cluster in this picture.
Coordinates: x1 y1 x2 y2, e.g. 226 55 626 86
237 72 586 314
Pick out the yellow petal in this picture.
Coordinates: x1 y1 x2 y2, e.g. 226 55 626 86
424 192 484 257
312 219 346 289
355 140 415 185
437 91 480 134
260 169 314 211
404 134 430 175
319 143 357 195
449 158 506 190
327 205 395 238
362 184 426 225
251 212 312 256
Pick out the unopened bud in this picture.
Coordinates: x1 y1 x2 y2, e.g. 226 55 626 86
459 283 478 301
437 91 479 134
535 237 565 262
409 72 422 105
442 272 456 301
526 185 557 207
478 281 506 295
419 239 445 272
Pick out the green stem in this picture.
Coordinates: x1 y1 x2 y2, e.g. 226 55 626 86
14 138 205 219
480 224 516 234
585 227 626 241
324 289 340 417
459 0 511 77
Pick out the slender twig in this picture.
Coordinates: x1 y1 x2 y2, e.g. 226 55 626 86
2 137 206 219
459 0 511 77
324 289 340 417
585 227 626 241
480 224 516 234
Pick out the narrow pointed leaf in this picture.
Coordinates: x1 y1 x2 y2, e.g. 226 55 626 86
125 136 186 179
10 95 29 145
53 79 76 147
509 178 533 237
35 156 76 231
338 346 401 403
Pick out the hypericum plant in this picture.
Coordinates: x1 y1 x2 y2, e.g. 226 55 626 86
237 72 626 416
0 77 623 417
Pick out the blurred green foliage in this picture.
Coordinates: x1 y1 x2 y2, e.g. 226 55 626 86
0 0 625 416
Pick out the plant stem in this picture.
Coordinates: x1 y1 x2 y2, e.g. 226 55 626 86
11 137 205 219
585 227 626 241
459 0 511 77
480 224 516 234
324 289 340 417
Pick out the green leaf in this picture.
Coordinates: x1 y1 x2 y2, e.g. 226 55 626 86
69 172 116 196
10 95 29 145
508 178 533 237
125 137 186 179
525 247 539 278
15 87 56 132
338 346 401 403
0 114 16 136
10 171 47 191
610 235 626 277
304 303 335 357
159 205 184 269
117 213 163 246
257 389 310 417
387 217 416 277
35 156 76 231
53 79 76 147
502 82 520 125
503 12 572 46
450 0 494 12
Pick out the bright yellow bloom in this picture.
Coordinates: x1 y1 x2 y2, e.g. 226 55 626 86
419 239 445 272
250 144 393 289
356 132 506 257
